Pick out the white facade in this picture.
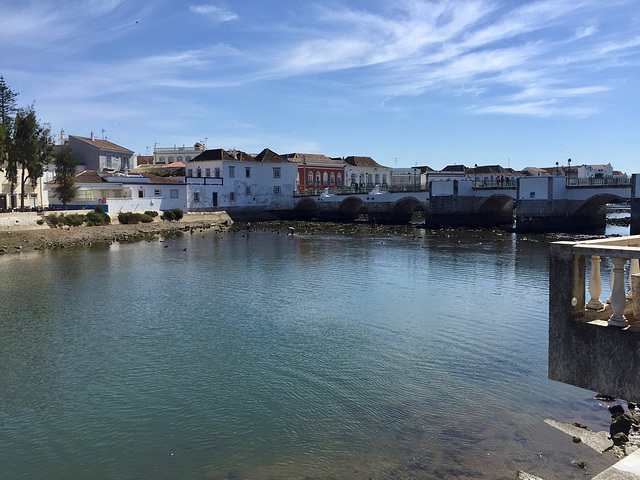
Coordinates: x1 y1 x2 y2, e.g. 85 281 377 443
390 168 426 189
46 171 187 213
344 164 391 187
186 157 298 211
154 143 205 165
577 163 614 179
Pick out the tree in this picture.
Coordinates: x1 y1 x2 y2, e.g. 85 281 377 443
6 106 53 210
0 75 18 124
53 146 81 209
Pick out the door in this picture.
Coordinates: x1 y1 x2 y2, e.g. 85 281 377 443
212 192 218 207
0 195 6 211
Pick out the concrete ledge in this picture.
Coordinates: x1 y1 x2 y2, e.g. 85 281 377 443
593 449 640 479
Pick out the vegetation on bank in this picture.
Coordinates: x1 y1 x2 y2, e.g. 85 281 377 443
44 207 186 227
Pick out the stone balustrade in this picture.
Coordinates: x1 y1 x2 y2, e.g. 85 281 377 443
572 236 640 327
549 235 640 401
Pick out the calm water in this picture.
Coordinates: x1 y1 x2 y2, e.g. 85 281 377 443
0 227 621 479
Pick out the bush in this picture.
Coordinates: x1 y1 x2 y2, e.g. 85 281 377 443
118 212 154 224
161 208 184 222
37 218 45 225
63 214 86 227
161 210 175 221
144 210 159 218
85 207 111 226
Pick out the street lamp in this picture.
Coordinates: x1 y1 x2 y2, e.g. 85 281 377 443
567 158 571 185
556 161 559 176
474 164 478 188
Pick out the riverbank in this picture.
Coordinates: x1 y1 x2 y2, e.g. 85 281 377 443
0 212 232 255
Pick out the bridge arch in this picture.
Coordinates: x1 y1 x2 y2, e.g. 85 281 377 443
476 194 514 227
574 193 626 216
338 196 365 218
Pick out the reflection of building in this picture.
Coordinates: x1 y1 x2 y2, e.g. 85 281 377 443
153 142 206 165
341 156 391 188
284 153 344 191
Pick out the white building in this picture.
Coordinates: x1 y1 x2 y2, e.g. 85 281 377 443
46 170 187 213
341 156 391 188
153 142 206 165
185 148 298 212
577 163 614 180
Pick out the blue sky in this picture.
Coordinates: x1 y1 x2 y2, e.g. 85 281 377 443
2 0 639 173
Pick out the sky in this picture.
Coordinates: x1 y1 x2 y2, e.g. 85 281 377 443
1 0 640 173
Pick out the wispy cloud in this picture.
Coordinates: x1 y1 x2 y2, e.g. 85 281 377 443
190 3 237 22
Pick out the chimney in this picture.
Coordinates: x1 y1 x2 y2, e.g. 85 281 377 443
90 131 94 141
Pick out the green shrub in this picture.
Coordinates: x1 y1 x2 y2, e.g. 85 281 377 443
47 213 61 226
161 210 175 221
172 209 184 221
118 212 155 224
144 210 159 218
37 218 45 225
94 204 105 214
85 208 111 226
63 214 86 227
140 213 154 223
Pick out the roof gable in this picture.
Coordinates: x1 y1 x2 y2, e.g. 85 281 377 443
343 156 385 168
254 148 290 163
70 135 133 154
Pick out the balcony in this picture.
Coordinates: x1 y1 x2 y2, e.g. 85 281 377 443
549 235 640 401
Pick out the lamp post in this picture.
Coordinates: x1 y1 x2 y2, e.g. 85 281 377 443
556 161 559 176
567 158 571 186
474 164 478 188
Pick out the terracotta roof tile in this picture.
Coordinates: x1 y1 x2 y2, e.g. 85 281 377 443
71 136 133 154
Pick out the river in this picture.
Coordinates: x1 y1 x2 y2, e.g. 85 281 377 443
0 225 623 479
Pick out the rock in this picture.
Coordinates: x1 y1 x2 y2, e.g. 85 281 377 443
612 432 629 446
596 393 617 402
609 404 625 416
572 436 582 443
517 471 545 480
571 460 587 469
611 414 632 437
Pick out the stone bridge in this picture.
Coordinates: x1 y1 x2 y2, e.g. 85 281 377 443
289 174 639 233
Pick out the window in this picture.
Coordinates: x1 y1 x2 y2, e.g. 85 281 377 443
188 169 193 177
330 173 335 185
138 190 144 198
246 186 251 195
193 192 200 202
337 173 343 186
382 174 387 185
273 168 281 178
205 168 211 177
316 172 321 185
168 156 174 162
197 167 202 178
245 167 251 178
154 189 161 196
308 171 313 185
351 174 357 185
159 156 165 164
185 156 191 161
106 155 112 168
229 166 235 178
273 186 281 195
214 168 220 178
322 172 328 185
375 174 380 184
229 192 235 201
170 189 179 199
177 156 182 161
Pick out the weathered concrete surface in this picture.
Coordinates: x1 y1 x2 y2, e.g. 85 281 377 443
549 242 640 402
544 419 614 453
592 449 640 479
517 470 545 480
632 175 640 235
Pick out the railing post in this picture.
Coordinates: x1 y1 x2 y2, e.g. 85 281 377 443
586 255 605 310
609 257 629 327
627 258 640 300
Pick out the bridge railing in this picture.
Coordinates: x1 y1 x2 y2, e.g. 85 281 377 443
472 179 517 189
293 184 428 196
566 176 631 187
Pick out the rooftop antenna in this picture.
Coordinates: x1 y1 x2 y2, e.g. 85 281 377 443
101 128 106 140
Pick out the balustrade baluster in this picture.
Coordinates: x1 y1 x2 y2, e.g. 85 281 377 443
609 257 629 327
627 258 640 300
586 255 605 310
